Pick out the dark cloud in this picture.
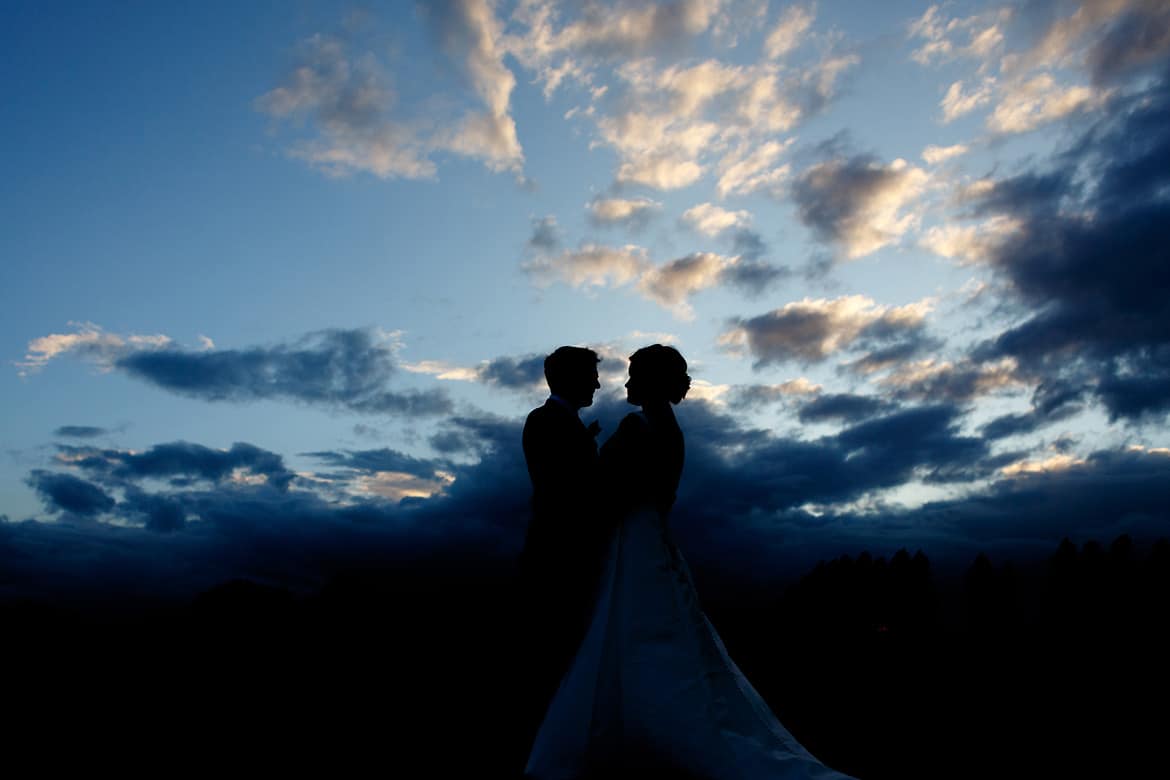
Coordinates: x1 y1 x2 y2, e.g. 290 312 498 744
477 353 546 390
724 296 929 367
1096 355 1170 422
968 170 1071 219
121 488 187 533
798 393 895 424
303 448 443 479
882 358 1021 403
669 400 990 530
26 470 115 517
910 448 1170 546
720 259 788 297
730 228 767 261
980 380 1085 440
835 404 990 485
726 383 816 410
53 426 108 439
10 396 1170 606
970 72 1170 420
528 215 561 251
844 337 941 375
58 441 295 491
1087 5 1170 85
116 329 452 416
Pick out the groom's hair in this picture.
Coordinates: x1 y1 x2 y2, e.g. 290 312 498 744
544 346 600 394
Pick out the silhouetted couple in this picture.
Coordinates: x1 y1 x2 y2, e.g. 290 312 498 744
519 345 853 779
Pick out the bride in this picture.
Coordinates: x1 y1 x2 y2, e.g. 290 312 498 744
526 345 854 780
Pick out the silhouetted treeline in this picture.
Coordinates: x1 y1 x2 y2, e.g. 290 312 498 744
4 536 1168 777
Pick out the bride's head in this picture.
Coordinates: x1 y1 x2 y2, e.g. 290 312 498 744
625 344 691 406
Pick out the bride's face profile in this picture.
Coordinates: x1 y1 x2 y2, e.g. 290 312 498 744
624 374 644 406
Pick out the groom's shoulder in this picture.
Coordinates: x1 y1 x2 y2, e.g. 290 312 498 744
524 400 561 431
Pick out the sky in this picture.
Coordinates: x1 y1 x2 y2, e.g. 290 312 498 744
3 0 1170 604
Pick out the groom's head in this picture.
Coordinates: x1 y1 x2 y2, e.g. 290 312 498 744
545 346 601 409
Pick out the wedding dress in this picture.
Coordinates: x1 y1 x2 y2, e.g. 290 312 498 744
526 410 854 780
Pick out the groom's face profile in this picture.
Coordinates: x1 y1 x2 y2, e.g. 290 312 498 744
546 346 601 409
564 366 600 409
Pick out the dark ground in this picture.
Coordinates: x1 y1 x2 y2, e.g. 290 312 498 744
5 535 1168 777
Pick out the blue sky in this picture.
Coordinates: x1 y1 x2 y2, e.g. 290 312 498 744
4 0 1170 601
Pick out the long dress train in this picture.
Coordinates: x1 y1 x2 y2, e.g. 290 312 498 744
526 412 853 779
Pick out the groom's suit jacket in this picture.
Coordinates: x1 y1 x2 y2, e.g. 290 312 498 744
519 398 606 718
520 398 604 579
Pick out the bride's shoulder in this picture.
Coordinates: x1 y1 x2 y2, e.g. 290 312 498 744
621 411 649 427
601 412 648 457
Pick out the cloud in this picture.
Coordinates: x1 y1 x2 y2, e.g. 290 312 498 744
512 0 725 65
426 0 524 173
980 380 1085 440
476 353 547 390
12 392 1170 607
721 295 932 367
966 74 1170 420
57 441 296 491
637 252 733 318
400 360 481 382
16 322 172 376
535 30 849 192
727 378 821 409
729 228 767 261
791 155 928 259
615 151 707 189
258 3 524 181
53 426 109 439
986 73 1100 134
878 358 1022 403
587 196 661 227
921 143 969 164
919 215 1023 264
719 256 787 296
681 203 751 236
524 241 650 288
940 78 996 123
908 5 1009 66
114 329 452 416
503 0 728 103
764 4 815 59
527 215 562 251
26 470 116 518
302 447 455 501
715 140 792 197
1086 4 1170 85
119 488 188 532
798 393 896 424
255 34 436 179
843 336 943 376
522 220 775 315
401 351 546 392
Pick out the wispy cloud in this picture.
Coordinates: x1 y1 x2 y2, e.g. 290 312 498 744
764 4 815 60
586 196 661 227
20 325 451 416
257 0 524 180
681 202 752 236
16 322 172 377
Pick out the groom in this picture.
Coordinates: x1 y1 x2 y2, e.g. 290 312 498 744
518 346 606 739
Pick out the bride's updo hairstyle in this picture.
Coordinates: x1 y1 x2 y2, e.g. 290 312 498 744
629 344 691 404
